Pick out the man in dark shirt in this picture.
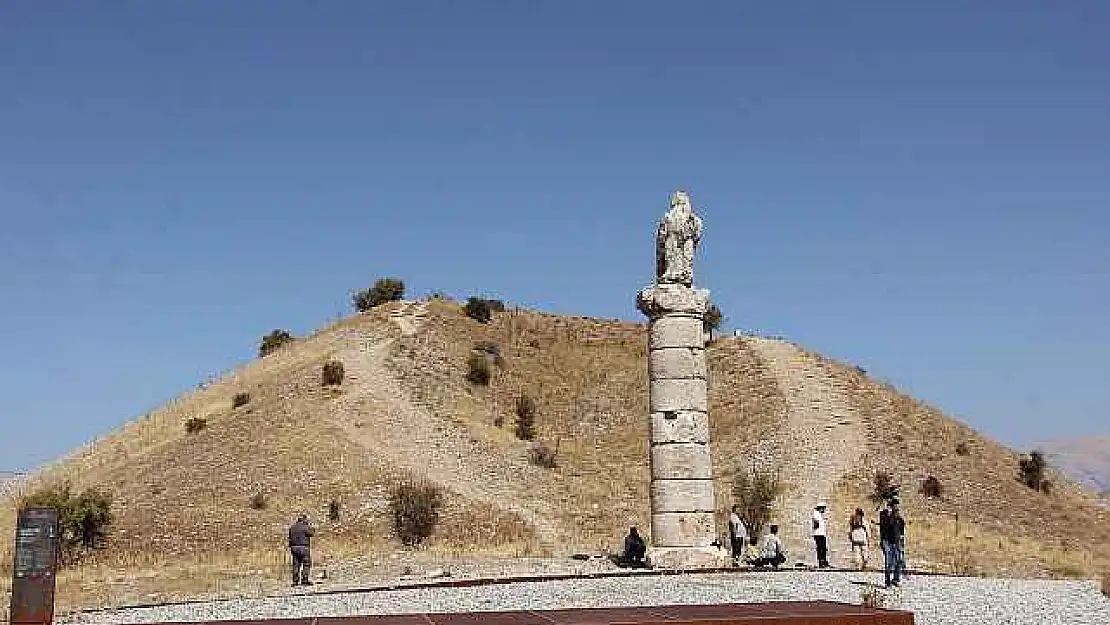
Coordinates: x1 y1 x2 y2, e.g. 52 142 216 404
288 514 315 586
878 498 906 587
621 526 647 568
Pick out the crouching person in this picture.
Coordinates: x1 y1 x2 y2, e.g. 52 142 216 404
618 526 647 568
288 514 315 586
749 524 787 568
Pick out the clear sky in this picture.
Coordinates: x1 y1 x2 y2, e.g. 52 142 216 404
1 1 1107 471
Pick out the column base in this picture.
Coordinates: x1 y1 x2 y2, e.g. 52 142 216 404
646 546 727 570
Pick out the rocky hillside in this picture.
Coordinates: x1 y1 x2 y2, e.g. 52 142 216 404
1 298 1107 613
1040 437 1110 497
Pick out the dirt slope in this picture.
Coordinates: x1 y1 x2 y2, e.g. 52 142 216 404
2 298 1107 614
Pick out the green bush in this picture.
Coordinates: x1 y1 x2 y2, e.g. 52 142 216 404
389 481 444 546
463 297 496 323
955 442 971 456
328 499 341 521
870 471 901 506
259 329 294 357
185 417 208 434
529 443 558 468
322 360 345 386
353 277 405 312
232 392 251 409
1019 450 1050 493
20 483 113 564
466 353 491 385
704 303 723 335
730 469 782 539
515 394 537 441
920 475 943 498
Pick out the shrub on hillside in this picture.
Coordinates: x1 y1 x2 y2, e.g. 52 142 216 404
328 499 341 521
232 392 251 409
515 394 537 441
704 303 723 336
955 441 971 456
322 360 345 386
1019 449 1051 493
20 483 113 564
259 329 294 357
249 492 267 510
389 481 444 546
353 277 406 312
466 353 491 385
185 417 208 434
870 471 901 506
920 475 943 499
730 469 782 539
529 442 558 469
463 297 494 323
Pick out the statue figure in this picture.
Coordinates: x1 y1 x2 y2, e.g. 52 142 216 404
655 190 703 286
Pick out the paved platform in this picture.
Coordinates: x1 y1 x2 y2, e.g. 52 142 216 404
146 601 913 625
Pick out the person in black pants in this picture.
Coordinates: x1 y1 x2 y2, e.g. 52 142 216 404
879 499 907 587
288 514 315 586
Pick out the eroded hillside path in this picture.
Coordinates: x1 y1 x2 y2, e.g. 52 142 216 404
745 337 864 566
328 302 561 552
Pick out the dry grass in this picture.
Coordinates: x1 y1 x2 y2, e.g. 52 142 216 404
386 301 787 547
4 300 1109 614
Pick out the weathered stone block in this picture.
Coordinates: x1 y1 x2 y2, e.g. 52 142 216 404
650 511 717 547
648 315 704 349
651 411 709 443
651 443 713 479
637 283 710 318
650 378 708 413
651 479 715 513
647 546 727 569
649 347 706 379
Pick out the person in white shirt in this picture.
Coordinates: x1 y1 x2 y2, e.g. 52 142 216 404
727 505 748 566
812 503 831 568
751 524 786 568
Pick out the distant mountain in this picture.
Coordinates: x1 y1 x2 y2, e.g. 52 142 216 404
1040 437 1110 497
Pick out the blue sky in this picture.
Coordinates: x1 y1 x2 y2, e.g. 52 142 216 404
1 1 1107 470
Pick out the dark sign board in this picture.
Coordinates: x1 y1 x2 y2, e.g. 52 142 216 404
9 507 60 625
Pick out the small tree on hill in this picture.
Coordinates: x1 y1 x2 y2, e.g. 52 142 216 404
515 394 537 441
20 483 113 564
730 469 782 539
389 481 444 546
870 471 901 506
704 303 723 337
353 277 406 312
920 475 943 499
463 297 494 323
259 329 294 357
1019 449 1051 493
322 360 345 386
466 353 491 385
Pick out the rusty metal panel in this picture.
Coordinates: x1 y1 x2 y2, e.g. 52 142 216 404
9 507 61 625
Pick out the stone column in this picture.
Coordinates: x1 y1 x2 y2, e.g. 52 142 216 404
635 191 723 570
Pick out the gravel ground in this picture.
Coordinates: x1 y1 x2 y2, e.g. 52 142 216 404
61 571 1110 625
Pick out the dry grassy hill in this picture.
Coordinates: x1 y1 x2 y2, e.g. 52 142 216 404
2 297 1107 615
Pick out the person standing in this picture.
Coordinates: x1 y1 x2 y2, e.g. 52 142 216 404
811 503 830 568
288 514 315 586
728 505 748 566
879 498 906 587
848 508 870 570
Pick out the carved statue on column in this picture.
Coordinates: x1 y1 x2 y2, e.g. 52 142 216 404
655 190 703 287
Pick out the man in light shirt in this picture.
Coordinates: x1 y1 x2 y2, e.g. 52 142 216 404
812 503 830 568
728 505 748 566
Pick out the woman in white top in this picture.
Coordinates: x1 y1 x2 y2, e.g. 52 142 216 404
848 508 870 570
